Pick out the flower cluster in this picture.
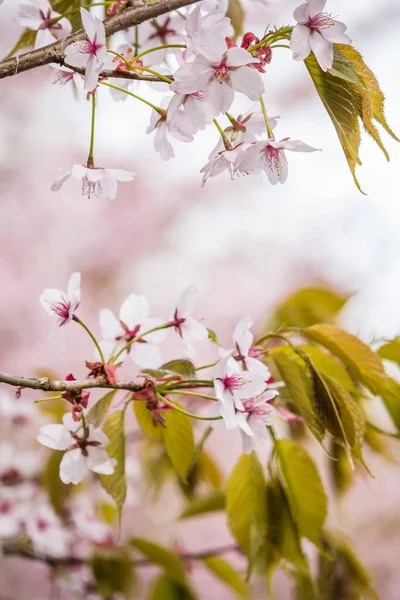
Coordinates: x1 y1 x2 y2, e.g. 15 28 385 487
11 0 352 198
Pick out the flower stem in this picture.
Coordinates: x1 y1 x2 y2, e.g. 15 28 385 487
156 393 222 421
73 316 105 364
213 118 230 148
87 92 96 165
131 44 186 64
99 81 163 114
166 390 217 402
259 94 274 139
111 323 173 364
34 395 63 403
132 65 172 84
107 49 130 69
196 362 218 371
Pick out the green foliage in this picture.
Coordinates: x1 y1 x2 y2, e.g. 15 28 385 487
317 532 378 600
202 556 247 598
148 574 197 600
161 359 197 379
330 440 353 497
305 44 398 192
131 538 186 583
162 409 194 484
91 551 134 599
100 410 126 520
275 439 327 547
225 452 266 570
88 390 116 428
269 287 348 329
305 324 387 396
42 451 73 514
179 490 225 519
270 346 323 442
377 338 400 364
134 400 163 439
379 377 400 430
300 345 357 394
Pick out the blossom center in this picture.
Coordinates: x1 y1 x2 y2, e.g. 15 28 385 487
0 501 11 515
36 517 50 532
82 175 102 198
51 298 71 323
221 373 246 392
148 17 177 43
265 145 285 175
213 62 231 84
307 12 335 30
38 9 62 31
77 38 103 56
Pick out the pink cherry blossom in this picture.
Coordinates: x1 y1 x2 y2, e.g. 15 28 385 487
37 413 117 485
15 0 72 50
147 99 195 161
171 285 208 358
171 35 264 115
290 0 351 72
235 137 320 184
183 5 231 60
51 164 135 200
99 293 167 368
24 503 71 557
64 8 106 92
232 316 270 376
168 90 214 133
213 351 266 428
200 146 241 187
40 271 81 328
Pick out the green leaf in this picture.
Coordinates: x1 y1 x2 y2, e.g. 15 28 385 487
131 538 186 583
162 409 194 484
380 377 400 430
305 324 387 396
42 451 73 514
275 439 327 547
318 532 378 600
330 440 353 497
299 345 357 393
100 410 126 520
305 52 363 192
270 347 323 442
148 574 197 600
226 0 244 39
207 328 219 344
269 287 349 329
91 551 134 598
225 452 266 565
161 360 196 379
179 490 225 519
195 450 223 488
202 556 247 598
51 0 82 30
336 44 399 143
88 390 116 428
377 338 400 364
134 400 163 439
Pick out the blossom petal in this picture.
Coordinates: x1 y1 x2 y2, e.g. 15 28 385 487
226 47 259 67
290 24 311 62
176 285 199 318
309 30 333 72
60 449 86 484
107 169 136 182
87 447 116 475
99 308 123 340
37 424 73 450
51 171 71 192
181 317 208 341
230 66 264 100
293 2 310 24
131 343 163 369
80 7 97 41
321 20 351 44
67 272 81 308
308 0 327 17
283 139 320 153
233 316 253 356
120 294 149 329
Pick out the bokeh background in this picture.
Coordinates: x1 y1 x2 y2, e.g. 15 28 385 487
1 0 400 598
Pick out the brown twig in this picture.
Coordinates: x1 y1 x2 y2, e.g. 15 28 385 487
0 371 142 393
0 0 199 80
2 543 240 568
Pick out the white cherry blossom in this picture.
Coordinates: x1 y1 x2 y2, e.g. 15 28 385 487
147 99 195 161
183 5 231 60
99 293 167 368
40 271 81 328
235 137 320 184
24 503 71 557
37 413 116 485
171 285 208 358
64 8 106 92
213 351 266 428
232 316 271 376
200 146 241 187
51 164 135 200
171 35 264 115
16 0 72 49
290 0 351 72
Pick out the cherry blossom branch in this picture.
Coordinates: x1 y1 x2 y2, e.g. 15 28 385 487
2 543 239 568
65 62 172 82
0 0 199 80
0 371 143 393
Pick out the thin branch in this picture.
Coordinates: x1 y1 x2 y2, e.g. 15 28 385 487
2 543 240 568
0 0 199 80
0 371 143 393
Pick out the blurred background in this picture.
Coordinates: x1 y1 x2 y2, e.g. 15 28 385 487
0 0 400 598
